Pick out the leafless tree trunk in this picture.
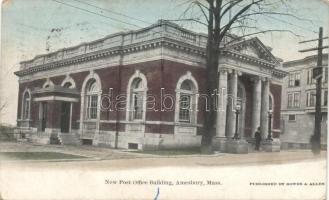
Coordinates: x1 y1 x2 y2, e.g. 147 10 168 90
179 0 308 154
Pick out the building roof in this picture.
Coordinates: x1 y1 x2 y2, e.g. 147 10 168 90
14 20 284 78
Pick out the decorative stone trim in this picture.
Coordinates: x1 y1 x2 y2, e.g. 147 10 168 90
42 78 54 88
61 74 76 88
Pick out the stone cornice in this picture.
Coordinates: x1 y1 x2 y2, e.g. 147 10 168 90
15 37 207 77
272 68 288 78
15 36 283 78
221 50 276 69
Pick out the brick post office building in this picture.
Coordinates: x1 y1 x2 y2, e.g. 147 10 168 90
14 21 287 152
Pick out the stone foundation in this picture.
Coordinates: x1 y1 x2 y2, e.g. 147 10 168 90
225 139 249 154
261 139 281 152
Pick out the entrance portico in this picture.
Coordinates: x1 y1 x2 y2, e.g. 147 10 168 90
32 85 79 144
213 39 286 153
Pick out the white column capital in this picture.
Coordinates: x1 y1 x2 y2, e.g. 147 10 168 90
250 76 261 83
219 68 228 74
236 70 243 76
261 77 271 83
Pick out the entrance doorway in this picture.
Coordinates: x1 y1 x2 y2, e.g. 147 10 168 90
60 102 71 133
41 102 47 132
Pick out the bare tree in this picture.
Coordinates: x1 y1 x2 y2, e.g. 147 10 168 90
178 0 311 154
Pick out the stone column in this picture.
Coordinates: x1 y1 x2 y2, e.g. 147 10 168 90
216 69 228 137
226 70 238 138
251 77 261 137
79 93 85 134
260 78 269 139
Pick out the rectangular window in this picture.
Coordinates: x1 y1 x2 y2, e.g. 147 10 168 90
309 91 316 107
287 93 293 108
288 74 295 87
288 72 301 87
294 73 300 86
179 94 191 122
288 93 300 108
311 69 316 84
87 95 98 119
293 93 300 108
307 69 316 85
288 114 296 121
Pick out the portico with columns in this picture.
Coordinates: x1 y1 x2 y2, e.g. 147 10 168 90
213 39 287 153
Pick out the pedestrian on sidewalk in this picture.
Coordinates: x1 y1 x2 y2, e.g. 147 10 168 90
255 127 261 151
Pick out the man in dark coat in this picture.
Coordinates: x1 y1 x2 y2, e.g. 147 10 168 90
254 127 261 151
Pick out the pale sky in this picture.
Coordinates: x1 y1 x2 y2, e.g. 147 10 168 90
1 0 328 125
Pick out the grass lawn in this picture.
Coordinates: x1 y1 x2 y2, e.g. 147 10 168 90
130 148 201 156
0 152 86 160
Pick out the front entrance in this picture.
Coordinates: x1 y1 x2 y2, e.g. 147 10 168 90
60 102 71 133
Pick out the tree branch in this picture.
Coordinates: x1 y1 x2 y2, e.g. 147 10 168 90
220 0 244 18
223 29 303 47
193 1 209 22
219 0 266 42
165 18 208 26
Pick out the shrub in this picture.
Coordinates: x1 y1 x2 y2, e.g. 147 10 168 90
0 124 15 141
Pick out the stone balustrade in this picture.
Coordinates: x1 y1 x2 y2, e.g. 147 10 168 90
19 20 212 71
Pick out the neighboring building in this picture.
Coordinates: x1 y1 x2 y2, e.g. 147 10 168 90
281 54 328 149
14 20 286 151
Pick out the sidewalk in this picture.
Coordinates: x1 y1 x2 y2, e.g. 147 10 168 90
0 141 326 169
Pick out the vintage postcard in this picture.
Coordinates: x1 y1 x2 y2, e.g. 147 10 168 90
0 0 328 199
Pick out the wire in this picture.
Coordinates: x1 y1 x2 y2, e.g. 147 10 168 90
51 0 141 29
71 0 152 25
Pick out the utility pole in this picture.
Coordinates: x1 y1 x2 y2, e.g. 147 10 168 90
299 27 328 155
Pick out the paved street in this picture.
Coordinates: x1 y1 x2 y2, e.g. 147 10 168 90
0 141 326 169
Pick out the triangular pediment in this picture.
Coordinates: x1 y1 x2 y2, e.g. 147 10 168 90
227 38 279 65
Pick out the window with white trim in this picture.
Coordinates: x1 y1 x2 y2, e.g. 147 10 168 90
306 90 316 107
130 78 145 120
22 91 30 119
307 68 316 85
287 93 293 108
287 92 300 108
288 72 301 87
178 80 195 123
85 79 98 119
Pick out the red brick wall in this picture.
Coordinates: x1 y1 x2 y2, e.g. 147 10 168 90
17 59 283 137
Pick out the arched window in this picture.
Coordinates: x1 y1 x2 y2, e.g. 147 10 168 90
85 79 98 119
22 91 31 119
130 78 145 120
177 79 197 123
